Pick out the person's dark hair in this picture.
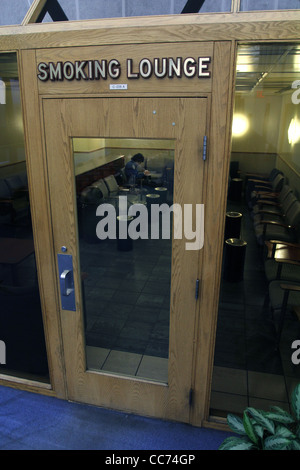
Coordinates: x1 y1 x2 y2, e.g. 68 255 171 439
132 153 144 163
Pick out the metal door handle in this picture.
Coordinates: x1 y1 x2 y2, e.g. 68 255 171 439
57 253 76 311
60 269 73 296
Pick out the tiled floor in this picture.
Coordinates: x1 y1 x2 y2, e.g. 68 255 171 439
210 199 300 417
80 189 172 383
86 346 168 382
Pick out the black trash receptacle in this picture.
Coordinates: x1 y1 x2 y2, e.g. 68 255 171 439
224 238 247 282
229 178 243 201
146 193 160 208
117 215 134 251
154 187 168 203
225 211 242 240
146 193 160 220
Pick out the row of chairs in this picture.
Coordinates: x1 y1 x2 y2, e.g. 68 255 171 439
0 173 29 225
79 174 120 204
246 168 300 347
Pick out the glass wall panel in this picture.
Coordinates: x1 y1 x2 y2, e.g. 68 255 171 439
210 43 300 419
73 138 174 382
0 53 49 382
39 0 232 23
0 0 34 26
240 0 300 11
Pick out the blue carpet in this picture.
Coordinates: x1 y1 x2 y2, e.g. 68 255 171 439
0 385 230 450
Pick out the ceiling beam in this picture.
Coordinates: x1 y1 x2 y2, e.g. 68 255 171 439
22 0 48 25
181 0 206 14
22 0 68 25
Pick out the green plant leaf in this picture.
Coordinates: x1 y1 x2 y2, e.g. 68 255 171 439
290 439 300 450
247 407 275 435
253 423 264 439
275 425 296 439
219 436 256 450
270 405 290 415
243 411 259 445
264 410 295 425
227 414 247 435
291 384 300 421
263 435 292 450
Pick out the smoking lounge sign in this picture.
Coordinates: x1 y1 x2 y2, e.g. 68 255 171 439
37 56 211 82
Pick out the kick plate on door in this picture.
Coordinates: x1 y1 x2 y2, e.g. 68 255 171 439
57 253 76 311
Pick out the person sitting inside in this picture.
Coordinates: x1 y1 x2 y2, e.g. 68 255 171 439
125 153 150 185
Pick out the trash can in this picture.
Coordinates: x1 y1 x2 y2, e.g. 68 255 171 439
117 215 134 251
146 193 160 208
154 187 168 203
225 211 242 240
229 178 243 201
223 238 247 282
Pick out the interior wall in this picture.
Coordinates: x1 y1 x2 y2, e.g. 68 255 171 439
231 91 300 197
0 80 25 167
232 93 282 154
73 137 175 176
276 91 300 197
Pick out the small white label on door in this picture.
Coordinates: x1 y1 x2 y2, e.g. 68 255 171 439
110 84 128 90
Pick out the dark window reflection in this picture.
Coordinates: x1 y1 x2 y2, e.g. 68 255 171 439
0 53 49 381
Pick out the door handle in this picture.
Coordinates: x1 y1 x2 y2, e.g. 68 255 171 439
60 269 73 296
57 253 76 311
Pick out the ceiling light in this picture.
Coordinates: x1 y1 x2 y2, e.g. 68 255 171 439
288 117 300 146
232 114 249 137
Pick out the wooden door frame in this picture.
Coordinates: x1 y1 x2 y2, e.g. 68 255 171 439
13 39 234 428
42 95 209 423
0 12 298 428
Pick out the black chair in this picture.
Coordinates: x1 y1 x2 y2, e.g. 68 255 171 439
245 168 283 207
247 173 285 210
264 240 300 283
252 184 293 217
254 200 300 246
0 176 29 225
253 192 297 227
268 280 300 348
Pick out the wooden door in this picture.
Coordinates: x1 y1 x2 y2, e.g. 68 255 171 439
42 96 208 423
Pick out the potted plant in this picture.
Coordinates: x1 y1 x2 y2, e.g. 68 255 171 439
219 383 300 450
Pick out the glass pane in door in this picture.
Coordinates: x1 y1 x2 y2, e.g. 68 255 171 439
73 137 174 382
0 53 49 382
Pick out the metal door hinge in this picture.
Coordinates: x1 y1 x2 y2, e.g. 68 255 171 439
202 135 207 161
